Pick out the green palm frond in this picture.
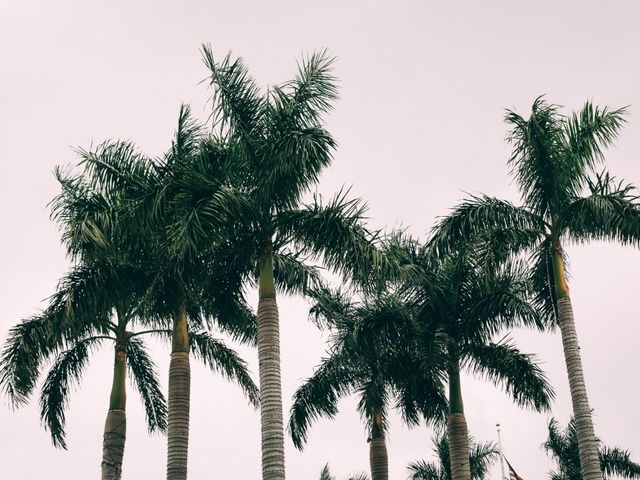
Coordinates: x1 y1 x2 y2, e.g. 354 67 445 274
201 44 265 140
408 435 499 480
76 140 157 196
1 315 65 405
262 124 337 209
279 49 338 123
528 239 558 328
39 336 104 449
126 338 167 434
320 464 335 480
469 440 500 479
564 102 628 191
428 195 545 259
600 447 640 479
408 459 441 480
307 286 355 329
463 259 545 337
271 250 324 296
319 464 369 480
505 97 570 216
1 262 119 406
288 351 363 449
276 189 392 291
561 171 640 246
462 338 554 411
188 331 259 407
51 168 116 258
168 104 206 164
544 417 640 480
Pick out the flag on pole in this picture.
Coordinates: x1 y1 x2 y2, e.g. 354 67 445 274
503 456 524 480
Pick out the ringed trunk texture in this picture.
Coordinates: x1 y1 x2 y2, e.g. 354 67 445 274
102 409 126 480
167 306 191 480
447 353 470 480
369 437 389 480
257 296 285 480
447 413 471 480
557 296 602 480
257 245 285 480
102 346 127 480
553 241 601 480
369 409 388 480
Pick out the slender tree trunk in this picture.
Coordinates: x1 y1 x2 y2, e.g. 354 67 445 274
257 243 286 480
166 303 191 480
553 241 602 480
102 344 127 480
368 409 389 480
447 354 470 480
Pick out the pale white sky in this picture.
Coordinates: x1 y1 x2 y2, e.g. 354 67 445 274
1 1 639 479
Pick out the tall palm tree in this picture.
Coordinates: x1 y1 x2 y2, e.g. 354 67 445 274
408 435 499 480
1 261 165 480
544 418 640 480
288 287 447 480
2 175 259 480
429 98 640 480
192 46 389 480
393 235 554 480
48 107 260 480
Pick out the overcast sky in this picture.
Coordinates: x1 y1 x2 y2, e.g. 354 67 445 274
2 1 639 479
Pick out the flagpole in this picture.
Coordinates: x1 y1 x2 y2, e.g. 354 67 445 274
496 423 506 480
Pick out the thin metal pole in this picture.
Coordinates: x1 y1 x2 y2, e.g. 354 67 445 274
497 423 506 480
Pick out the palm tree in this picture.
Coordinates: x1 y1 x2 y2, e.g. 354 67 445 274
45 108 260 480
544 417 640 480
1 261 165 480
288 287 447 480
429 98 640 480
191 45 389 480
392 235 554 480
1 184 258 480
408 435 499 480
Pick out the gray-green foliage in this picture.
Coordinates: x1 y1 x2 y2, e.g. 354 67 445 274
408 435 499 480
544 418 640 480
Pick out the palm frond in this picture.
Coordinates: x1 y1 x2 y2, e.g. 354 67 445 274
505 96 570 217
528 238 558 328
408 459 441 480
126 337 167 434
201 44 265 140
562 171 640 247
282 49 338 123
276 189 394 292
39 337 103 448
1 316 63 405
271 250 324 296
564 102 627 192
463 259 545 337
77 140 155 193
428 195 545 259
600 447 640 479
320 464 335 480
288 351 362 449
188 331 259 407
462 338 554 411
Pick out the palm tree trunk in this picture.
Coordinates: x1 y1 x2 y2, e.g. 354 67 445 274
257 244 286 480
166 303 190 480
102 345 127 480
447 355 470 480
553 242 602 480
369 409 388 480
